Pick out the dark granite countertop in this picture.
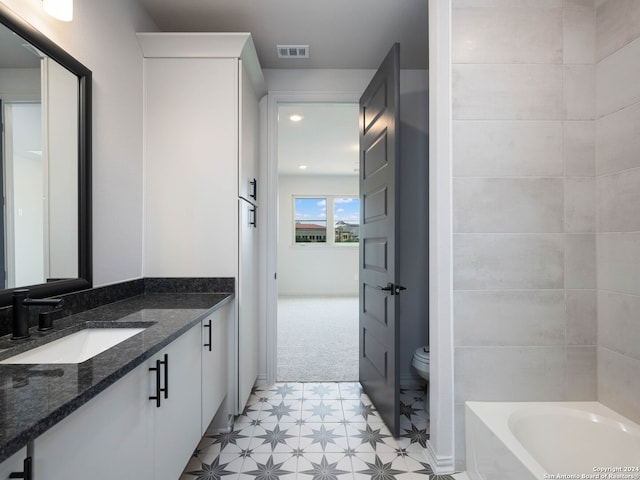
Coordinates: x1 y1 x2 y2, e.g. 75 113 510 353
0 292 233 463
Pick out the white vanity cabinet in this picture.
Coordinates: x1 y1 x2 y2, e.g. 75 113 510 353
138 33 266 415
201 300 232 434
0 448 28 480
32 324 202 480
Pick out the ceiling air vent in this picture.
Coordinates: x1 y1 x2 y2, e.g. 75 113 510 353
277 45 309 59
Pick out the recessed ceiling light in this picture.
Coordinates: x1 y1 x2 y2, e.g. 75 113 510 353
289 114 304 122
299 165 308 170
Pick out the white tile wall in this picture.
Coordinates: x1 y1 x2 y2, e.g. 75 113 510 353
453 121 563 177
564 4 596 65
453 65 564 120
596 102 640 175
596 37 640 117
452 6 562 64
454 178 564 233
596 0 640 61
598 290 640 360
564 65 596 119
566 290 597 345
565 177 596 233
564 121 596 176
598 347 640 423
565 234 597 288
453 234 564 289
454 346 566 402
565 346 598 399
597 168 640 232
597 233 640 296
454 290 566 346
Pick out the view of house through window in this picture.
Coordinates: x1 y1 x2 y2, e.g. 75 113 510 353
294 196 360 244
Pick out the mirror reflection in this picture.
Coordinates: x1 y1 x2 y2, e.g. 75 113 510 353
0 23 78 289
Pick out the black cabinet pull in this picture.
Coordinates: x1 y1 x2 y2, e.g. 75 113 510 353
9 456 32 479
161 354 169 400
249 178 257 200
149 359 162 407
204 320 212 351
249 206 257 228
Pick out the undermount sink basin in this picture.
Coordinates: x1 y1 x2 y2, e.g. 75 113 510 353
0 328 146 364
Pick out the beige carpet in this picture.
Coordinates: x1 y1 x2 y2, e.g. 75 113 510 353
277 296 359 382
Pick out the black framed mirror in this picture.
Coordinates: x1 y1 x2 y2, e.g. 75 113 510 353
0 4 91 306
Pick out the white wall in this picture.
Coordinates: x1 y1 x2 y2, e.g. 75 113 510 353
278 174 359 296
0 0 158 287
0 68 40 99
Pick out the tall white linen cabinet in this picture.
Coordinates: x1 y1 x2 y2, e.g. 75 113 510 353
138 33 265 415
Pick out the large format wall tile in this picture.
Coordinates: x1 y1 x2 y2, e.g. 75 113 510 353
454 290 565 346
565 121 596 176
565 234 596 289
564 65 595 120
597 168 640 233
597 102 640 175
453 65 563 120
453 0 562 7
596 37 640 118
454 178 564 233
453 234 564 289
453 6 562 64
455 346 566 402
596 0 640 61
598 346 640 424
597 233 640 296
564 4 596 65
565 177 595 233
566 346 597 400
598 290 640 360
566 290 597 346
453 120 563 177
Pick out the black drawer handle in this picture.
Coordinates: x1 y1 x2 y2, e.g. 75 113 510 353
9 456 32 480
250 178 257 200
204 319 212 351
161 354 169 400
250 206 257 228
149 359 162 407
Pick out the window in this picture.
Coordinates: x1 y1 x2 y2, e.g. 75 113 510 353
293 196 359 245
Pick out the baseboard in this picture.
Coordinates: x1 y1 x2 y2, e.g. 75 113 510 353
256 373 268 386
424 440 456 475
400 372 426 390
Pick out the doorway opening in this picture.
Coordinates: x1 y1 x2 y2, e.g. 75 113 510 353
275 102 360 382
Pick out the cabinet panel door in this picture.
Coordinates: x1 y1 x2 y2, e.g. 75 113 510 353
153 325 202 480
34 363 153 480
237 199 259 413
201 301 232 434
144 57 239 277
238 59 260 204
0 448 27 479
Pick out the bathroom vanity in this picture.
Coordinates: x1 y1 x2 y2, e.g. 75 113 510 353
0 289 234 480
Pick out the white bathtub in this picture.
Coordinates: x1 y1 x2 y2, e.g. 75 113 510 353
465 401 640 480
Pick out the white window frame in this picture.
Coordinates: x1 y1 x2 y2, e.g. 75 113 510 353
292 195 359 247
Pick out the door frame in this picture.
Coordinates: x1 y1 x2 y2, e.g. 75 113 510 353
264 90 363 384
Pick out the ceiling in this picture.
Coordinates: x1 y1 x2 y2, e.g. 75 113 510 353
136 0 429 70
278 103 359 176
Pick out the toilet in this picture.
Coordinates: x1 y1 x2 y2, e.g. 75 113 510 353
412 346 430 382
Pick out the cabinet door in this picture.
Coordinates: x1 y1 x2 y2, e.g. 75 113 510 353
201 302 232 434
238 59 260 204
34 363 153 480
237 200 259 413
0 448 28 479
153 325 202 480
144 57 239 277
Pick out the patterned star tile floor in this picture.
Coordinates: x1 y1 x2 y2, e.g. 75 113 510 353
180 382 463 480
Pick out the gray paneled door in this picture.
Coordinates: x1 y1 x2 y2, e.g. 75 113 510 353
358 43 402 437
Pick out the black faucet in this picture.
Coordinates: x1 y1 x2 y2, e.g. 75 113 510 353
11 289 64 340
